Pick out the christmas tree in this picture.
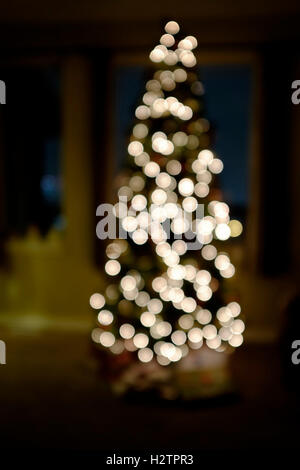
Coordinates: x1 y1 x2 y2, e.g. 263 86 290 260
90 20 244 367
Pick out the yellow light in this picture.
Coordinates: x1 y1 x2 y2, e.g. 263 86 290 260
206 336 221 349
197 218 214 236
185 35 198 49
188 327 203 343
137 211 151 229
135 105 150 120
133 333 149 348
178 314 194 330
156 242 171 257
202 324 217 340
169 287 184 303
227 301 241 317
91 328 102 343
97 310 113 326
160 342 176 359
119 324 135 339
135 152 150 167
100 331 115 348
229 219 243 237
163 251 180 267
165 21 180 35
138 348 154 363
156 321 172 337
128 141 143 157
196 170 212 184
217 306 232 323
209 158 224 174
149 47 165 63
152 276 167 293
220 264 235 278
231 319 245 334
172 131 188 146
215 223 231 240
132 228 148 245
120 275 136 291
148 298 163 314
106 242 122 260
160 33 175 47
184 264 197 281
164 202 178 218
171 330 186 346
144 161 160 178
133 123 148 139
89 293 105 309
166 159 181 176
151 188 167 205
168 265 186 280
140 312 156 327
178 105 193 120
215 254 230 271
196 285 212 301
198 149 214 165
181 51 196 67
201 244 217 260
156 172 171 189
161 78 175 91
164 51 178 66
219 327 232 341
178 178 194 196
178 38 193 50
182 196 197 212
131 194 147 211
196 309 212 325
118 186 133 201
229 334 244 347
110 340 124 355
105 260 121 276
135 291 150 307
214 202 229 218
194 182 209 198
172 240 187 255
196 270 211 286
123 288 138 300
173 68 187 82
157 355 170 366
170 347 182 362
122 216 138 232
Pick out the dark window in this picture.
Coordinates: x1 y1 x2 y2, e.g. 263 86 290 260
0 65 62 237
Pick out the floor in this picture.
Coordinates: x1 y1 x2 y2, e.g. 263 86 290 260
0 321 299 453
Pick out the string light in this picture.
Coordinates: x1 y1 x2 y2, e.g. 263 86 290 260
105 260 121 276
92 19 244 363
97 310 113 326
119 324 135 339
165 21 180 34
89 293 105 309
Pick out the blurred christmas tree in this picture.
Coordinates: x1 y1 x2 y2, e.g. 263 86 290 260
90 21 244 369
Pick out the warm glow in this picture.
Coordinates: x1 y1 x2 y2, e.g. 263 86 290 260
165 21 180 35
89 293 105 309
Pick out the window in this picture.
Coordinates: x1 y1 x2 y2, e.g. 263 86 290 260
0 64 62 237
